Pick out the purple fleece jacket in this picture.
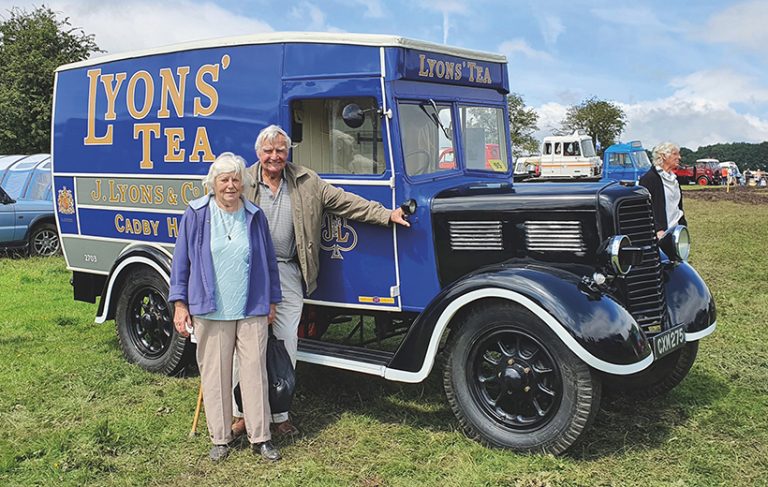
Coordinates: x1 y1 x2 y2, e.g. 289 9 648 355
169 194 281 316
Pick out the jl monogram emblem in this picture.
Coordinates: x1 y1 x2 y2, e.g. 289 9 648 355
320 213 358 259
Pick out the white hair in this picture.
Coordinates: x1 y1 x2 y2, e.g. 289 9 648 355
202 152 253 193
652 142 680 167
254 124 292 154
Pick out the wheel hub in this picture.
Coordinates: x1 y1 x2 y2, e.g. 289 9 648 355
498 361 533 394
129 289 172 358
469 328 562 430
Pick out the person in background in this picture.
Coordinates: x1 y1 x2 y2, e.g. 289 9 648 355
170 152 283 463
231 125 410 437
639 142 688 239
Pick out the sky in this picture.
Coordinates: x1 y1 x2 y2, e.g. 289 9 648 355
3 0 768 151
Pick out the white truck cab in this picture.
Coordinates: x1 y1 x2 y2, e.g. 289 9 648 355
518 130 601 178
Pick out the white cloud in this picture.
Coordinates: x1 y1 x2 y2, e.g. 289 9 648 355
590 6 678 32
498 39 553 62
538 15 563 47
704 0 768 50
531 67 768 151
416 0 470 44
668 69 768 106
417 0 469 15
531 102 567 142
0 0 274 55
622 98 768 151
341 0 385 18
290 1 344 33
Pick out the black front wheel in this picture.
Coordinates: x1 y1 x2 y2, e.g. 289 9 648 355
115 267 195 375
443 301 601 455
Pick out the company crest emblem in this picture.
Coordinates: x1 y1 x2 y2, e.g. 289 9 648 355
320 213 357 259
57 186 75 215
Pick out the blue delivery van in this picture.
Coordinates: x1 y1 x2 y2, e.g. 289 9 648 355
52 33 715 455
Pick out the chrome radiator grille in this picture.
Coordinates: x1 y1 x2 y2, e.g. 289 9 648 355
448 221 503 250
524 221 586 254
617 198 667 334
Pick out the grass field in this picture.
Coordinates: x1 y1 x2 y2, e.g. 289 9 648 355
1 193 767 486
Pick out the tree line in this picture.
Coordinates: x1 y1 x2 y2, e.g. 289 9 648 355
681 143 768 171
1 6 766 173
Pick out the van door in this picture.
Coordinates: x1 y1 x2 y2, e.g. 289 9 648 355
285 89 400 311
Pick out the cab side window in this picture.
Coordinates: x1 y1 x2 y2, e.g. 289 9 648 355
609 153 626 167
544 143 552 155
291 97 385 175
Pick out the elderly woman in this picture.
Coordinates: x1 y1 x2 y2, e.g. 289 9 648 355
639 142 688 239
170 152 282 463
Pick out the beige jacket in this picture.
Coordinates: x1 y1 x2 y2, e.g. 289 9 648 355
245 162 392 295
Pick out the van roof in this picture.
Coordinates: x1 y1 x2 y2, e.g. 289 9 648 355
57 31 507 72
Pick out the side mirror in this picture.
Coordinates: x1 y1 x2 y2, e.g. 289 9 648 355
342 104 365 128
0 188 13 205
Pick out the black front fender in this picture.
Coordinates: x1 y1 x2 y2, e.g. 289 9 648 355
387 265 652 377
663 261 716 338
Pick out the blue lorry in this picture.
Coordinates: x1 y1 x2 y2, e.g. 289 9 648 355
600 140 652 183
52 32 715 455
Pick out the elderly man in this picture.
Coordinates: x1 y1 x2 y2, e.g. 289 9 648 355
232 124 409 436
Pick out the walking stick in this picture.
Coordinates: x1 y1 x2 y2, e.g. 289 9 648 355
189 381 203 438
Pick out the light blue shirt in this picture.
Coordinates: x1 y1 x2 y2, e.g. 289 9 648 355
201 201 249 320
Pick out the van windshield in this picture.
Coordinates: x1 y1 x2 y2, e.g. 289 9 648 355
633 150 652 170
399 101 456 176
459 105 508 172
579 140 597 157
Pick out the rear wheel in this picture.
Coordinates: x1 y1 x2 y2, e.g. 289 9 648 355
603 341 698 398
443 302 601 455
28 223 60 257
115 267 195 375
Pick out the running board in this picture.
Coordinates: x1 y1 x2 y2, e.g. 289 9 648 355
296 339 394 377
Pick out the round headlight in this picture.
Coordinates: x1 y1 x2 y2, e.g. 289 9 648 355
671 225 690 261
607 235 632 275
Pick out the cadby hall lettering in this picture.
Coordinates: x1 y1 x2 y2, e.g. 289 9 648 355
83 54 232 170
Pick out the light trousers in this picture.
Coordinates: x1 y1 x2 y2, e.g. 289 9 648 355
194 315 271 445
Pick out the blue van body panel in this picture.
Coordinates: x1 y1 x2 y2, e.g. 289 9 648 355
53 38 511 312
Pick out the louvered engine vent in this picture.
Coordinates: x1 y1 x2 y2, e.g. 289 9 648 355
524 221 586 253
448 221 503 250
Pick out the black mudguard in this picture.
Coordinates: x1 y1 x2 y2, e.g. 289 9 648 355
663 261 716 337
388 265 652 375
96 244 173 320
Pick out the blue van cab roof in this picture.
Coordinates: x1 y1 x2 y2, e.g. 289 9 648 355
57 31 507 72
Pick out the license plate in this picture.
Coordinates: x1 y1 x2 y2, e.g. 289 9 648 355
651 324 686 359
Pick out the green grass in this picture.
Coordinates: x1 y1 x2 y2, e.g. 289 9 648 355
1 196 767 486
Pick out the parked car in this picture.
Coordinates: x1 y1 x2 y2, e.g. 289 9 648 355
0 154 59 256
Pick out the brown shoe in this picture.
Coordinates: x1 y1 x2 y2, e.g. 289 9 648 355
272 420 299 437
231 418 246 439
